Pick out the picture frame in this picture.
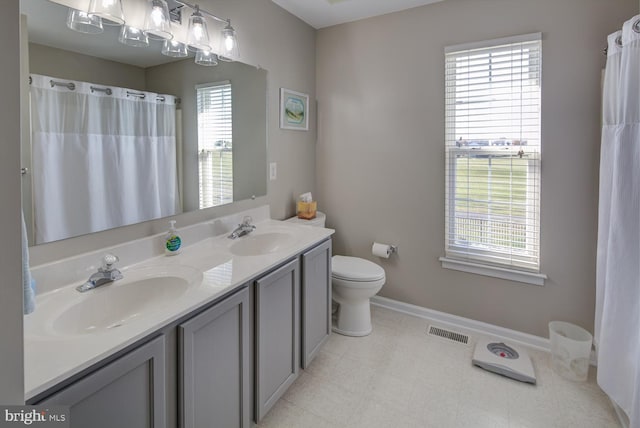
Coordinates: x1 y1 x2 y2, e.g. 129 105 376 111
280 88 309 131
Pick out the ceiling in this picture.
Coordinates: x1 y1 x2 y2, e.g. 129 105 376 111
271 0 445 29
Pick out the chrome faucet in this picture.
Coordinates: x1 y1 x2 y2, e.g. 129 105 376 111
76 254 123 292
228 216 256 239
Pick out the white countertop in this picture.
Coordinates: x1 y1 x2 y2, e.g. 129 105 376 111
24 213 333 400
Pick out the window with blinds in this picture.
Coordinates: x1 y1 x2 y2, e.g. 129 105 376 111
196 81 233 209
444 33 542 273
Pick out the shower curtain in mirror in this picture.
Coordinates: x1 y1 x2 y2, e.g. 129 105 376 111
596 15 640 427
29 74 180 244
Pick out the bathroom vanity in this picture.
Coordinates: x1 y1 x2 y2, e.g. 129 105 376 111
24 207 333 427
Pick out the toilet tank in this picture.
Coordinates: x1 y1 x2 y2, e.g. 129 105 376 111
285 211 326 227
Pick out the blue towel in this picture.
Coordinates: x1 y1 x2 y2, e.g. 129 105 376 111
22 212 36 315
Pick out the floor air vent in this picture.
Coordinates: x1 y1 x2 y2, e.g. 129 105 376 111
427 325 470 345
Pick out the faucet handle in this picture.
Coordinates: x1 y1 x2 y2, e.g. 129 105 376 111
241 216 253 226
101 253 119 270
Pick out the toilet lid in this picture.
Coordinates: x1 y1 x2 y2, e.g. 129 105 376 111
332 255 385 282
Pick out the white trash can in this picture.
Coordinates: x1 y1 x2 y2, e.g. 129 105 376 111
548 321 593 381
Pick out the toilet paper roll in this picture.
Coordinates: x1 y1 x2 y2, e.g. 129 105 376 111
372 242 393 259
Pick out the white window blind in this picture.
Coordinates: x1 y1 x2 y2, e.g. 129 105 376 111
444 33 542 272
196 81 233 209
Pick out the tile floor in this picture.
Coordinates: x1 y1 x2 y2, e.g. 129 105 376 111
257 306 621 428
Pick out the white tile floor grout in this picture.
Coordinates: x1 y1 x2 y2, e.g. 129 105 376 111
257 306 621 428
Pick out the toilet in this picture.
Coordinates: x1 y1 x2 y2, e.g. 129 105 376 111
330 255 385 336
286 212 386 336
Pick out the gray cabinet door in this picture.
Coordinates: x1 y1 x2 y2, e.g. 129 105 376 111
39 335 166 428
255 259 300 422
179 286 251 428
301 239 332 368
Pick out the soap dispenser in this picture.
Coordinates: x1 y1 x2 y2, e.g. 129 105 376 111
165 220 182 255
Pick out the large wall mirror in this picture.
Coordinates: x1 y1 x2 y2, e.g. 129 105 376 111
20 0 268 245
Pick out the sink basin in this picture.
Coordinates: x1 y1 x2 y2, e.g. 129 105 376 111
51 265 202 336
229 232 294 256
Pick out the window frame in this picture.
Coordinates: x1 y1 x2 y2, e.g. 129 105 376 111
441 33 546 285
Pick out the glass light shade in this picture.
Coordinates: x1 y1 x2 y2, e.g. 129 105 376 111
195 50 218 66
187 10 211 51
88 0 125 25
67 9 103 34
162 39 188 57
144 0 173 40
219 21 239 59
119 25 149 47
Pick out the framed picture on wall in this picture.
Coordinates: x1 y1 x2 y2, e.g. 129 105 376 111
280 88 309 131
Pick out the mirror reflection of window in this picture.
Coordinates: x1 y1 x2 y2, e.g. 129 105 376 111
196 82 233 209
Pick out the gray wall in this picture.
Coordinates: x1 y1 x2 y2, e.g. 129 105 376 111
28 0 316 264
0 1 25 404
145 59 268 212
29 43 146 89
316 0 637 337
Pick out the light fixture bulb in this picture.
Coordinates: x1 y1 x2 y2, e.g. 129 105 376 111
225 35 234 51
151 9 163 25
88 0 125 25
187 8 211 51
144 0 173 40
194 24 204 39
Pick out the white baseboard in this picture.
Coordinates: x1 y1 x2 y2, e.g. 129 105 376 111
371 296 551 352
371 295 596 364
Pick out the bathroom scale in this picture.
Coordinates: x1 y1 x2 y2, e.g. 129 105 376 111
472 338 536 384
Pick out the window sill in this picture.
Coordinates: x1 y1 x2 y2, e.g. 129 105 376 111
439 257 547 286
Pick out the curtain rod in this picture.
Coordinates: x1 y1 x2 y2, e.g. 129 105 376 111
29 75 179 103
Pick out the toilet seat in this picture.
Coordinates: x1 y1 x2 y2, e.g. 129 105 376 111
332 255 385 283
332 275 386 289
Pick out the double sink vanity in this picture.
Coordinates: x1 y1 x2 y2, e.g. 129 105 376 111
24 206 334 427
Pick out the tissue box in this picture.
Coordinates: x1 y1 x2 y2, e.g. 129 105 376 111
297 201 317 220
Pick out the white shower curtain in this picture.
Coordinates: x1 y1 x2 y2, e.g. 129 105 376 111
596 15 640 428
30 74 180 244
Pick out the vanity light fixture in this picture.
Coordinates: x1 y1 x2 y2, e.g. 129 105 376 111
88 0 125 25
67 9 104 34
162 39 188 57
119 25 150 47
195 49 218 66
144 0 173 40
66 0 239 65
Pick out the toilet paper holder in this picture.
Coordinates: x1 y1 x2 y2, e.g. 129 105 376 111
371 242 398 258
